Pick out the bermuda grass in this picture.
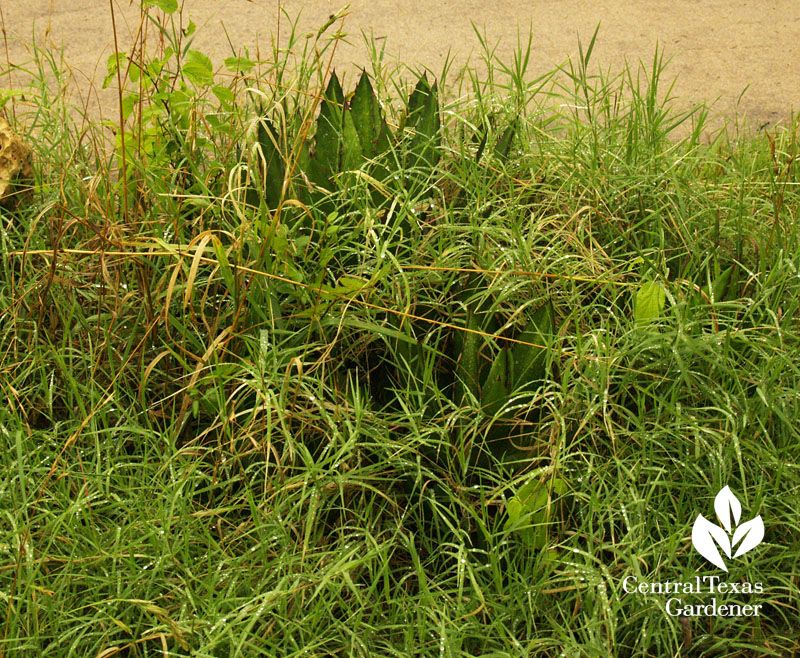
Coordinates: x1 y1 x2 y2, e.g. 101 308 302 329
1 8 799 657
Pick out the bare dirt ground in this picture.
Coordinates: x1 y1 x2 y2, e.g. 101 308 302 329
2 1 799 135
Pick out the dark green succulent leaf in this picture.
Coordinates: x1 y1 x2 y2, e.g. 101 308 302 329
461 271 500 323
405 74 440 169
474 127 489 164
712 264 735 302
495 119 517 162
341 97 363 173
406 74 431 122
254 115 284 210
294 140 321 204
511 299 554 389
454 310 482 402
311 71 345 185
349 71 391 159
295 140 311 183
482 349 509 417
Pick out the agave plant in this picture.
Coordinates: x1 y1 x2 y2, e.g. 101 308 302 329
249 69 441 214
453 273 555 413
448 272 558 463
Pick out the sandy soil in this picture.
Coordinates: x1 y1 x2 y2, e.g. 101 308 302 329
2 1 799 134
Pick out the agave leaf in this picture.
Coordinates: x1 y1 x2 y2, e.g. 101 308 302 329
254 116 285 210
310 71 345 185
461 272 499 322
511 300 554 389
454 308 482 402
405 74 440 169
341 96 363 173
294 140 314 197
474 127 489 164
349 71 391 159
494 119 517 162
712 264 735 303
481 349 509 417
348 71 392 200
406 74 431 123
454 272 500 403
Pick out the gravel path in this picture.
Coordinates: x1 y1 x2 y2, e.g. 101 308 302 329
3 1 799 133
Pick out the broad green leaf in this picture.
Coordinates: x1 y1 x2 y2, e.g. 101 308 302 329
634 281 666 323
142 0 177 13
269 223 289 256
318 276 369 298
712 264 735 302
212 85 234 109
406 74 431 124
224 56 255 73
103 52 127 89
121 93 138 121
182 50 214 87
505 477 566 548
294 140 316 205
454 272 502 404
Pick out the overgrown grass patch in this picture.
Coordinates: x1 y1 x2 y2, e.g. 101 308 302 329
1 6 799 657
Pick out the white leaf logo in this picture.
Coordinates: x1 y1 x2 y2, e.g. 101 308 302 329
692 514 731 571
732 516 764 558
691 487 764 571
714 486 741 533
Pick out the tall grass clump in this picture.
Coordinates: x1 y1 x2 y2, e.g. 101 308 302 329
1 6 799 657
